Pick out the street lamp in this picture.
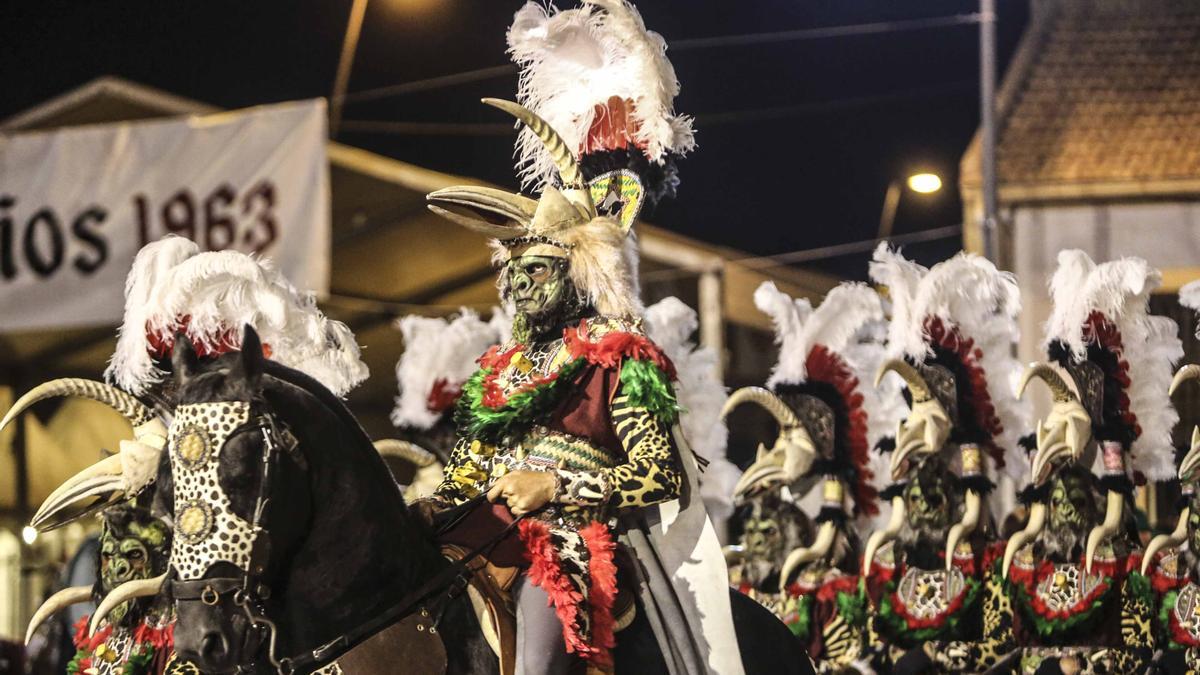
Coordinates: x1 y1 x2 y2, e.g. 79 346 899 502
21 525 37 546
878 172 943 240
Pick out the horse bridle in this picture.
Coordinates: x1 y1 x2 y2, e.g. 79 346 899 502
167 410 300 674
167 407 531 675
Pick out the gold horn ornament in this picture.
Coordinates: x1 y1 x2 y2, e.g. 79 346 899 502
1019 362 1092 486
778 520 837 592
1002 501 1046 580
1142 505 1189 575
723 387 815 497
1171 365 1200 483
944 488 982 572
1085 490 1124 574
875 359 950 479
3 379 166 531
862 495 905 576
375 439 445 500
481 98 596 215
88 573 168 638
25 585 92 644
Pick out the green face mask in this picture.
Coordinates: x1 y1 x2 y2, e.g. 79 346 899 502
99 514 169 626
1049 476 1090 530
505 255 580 342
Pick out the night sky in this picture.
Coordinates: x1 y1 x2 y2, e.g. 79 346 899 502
1 0 1029 279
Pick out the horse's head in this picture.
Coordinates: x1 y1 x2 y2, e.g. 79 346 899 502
160 325 311 673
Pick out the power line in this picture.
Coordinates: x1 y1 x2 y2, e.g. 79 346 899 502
641 225 961 281
339 79 974 137
339 13 983 104
672 13 981 50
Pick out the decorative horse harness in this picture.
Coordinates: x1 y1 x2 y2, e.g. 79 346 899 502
163 401 524 674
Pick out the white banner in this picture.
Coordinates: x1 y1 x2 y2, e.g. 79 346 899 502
0 99 330 331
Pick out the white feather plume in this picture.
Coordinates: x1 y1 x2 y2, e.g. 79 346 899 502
643 297 739 520
1045 250 1183 481
107 237 368 397
391 310 502 430
869 244 1030 480
754 281 884 389
1180 280 1200 328
506 0 695 189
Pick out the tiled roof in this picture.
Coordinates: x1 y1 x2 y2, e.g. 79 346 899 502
990 0 1200 186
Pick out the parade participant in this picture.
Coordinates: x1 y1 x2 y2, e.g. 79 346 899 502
864 244 1028 673
420 1 748 670
1009 250 1179 674
25 504 179 675
2 235 369 531
722 280 899 670
1140 279 1200 672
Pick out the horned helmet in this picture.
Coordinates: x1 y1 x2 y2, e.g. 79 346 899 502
723 281 897 587
1018 250 1181 574
429 0 694 328
866 244 1028 573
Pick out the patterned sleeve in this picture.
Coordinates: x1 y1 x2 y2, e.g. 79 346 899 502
927 572 1015 672
553 388 683 509
433 436 491 504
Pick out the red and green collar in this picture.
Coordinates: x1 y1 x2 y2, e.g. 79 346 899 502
457 317 678 444
68 615 173 675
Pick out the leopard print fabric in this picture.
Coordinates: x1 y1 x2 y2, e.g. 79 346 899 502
556 393 682 509
931 573 1014 672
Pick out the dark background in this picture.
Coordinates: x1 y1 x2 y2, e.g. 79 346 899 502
0 0 1030 279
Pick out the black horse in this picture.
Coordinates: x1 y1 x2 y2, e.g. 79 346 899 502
158 326 811 674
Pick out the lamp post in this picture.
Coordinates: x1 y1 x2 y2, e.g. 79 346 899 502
329 0 371 140
878 172 943 240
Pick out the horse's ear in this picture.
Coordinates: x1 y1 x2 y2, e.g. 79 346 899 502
171 333 199 384
236 324 265 384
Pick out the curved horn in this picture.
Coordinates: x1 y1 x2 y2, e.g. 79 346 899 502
25 585 92 644
779 521 836 592
944 489 982 572
862 495 905 576
482 99 590 204
721 387 800 429
1142 506 1189 575
88 573 167 638
1003 501 1046 580
1 379 153 433
875 359 932 403
1085 491 1124 574
1171 364 1200 397
374 439 438 468
1018 363 1074 403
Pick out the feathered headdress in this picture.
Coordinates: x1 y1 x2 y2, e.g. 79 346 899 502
1043 250 1182 482
507 0 695 205
391 310 503 430
106 237 368 397
728 281 888 517
643 297 739 520
870 243 1029 479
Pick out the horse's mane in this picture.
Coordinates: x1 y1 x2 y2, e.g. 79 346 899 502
260 360 374 448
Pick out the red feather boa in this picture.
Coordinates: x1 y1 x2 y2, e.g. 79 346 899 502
519 519 618 665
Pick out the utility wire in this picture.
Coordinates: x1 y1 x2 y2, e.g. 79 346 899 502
339 80 974 136
338 13 982 105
